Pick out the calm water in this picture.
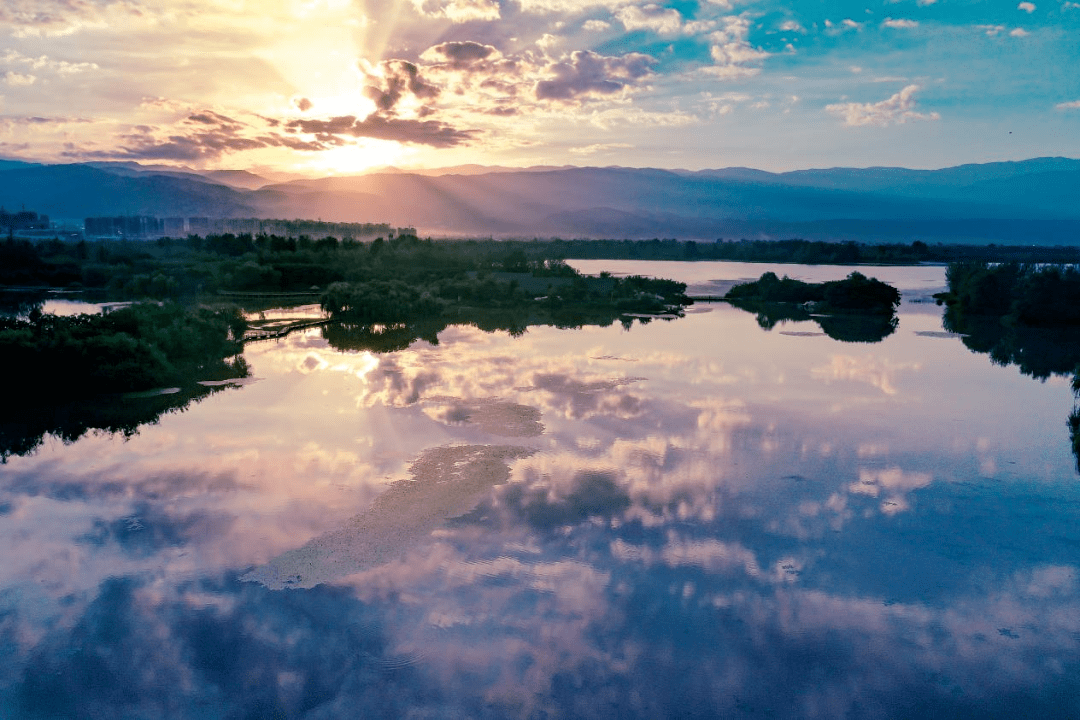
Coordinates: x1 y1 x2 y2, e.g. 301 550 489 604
2 261 1079 718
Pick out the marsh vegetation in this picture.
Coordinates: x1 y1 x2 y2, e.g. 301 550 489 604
722 271 902 342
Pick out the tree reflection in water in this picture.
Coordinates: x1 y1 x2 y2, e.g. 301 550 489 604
943 305 1080 472
726 299 899 343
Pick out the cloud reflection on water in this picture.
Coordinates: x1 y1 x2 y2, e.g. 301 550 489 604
2 287 1080 717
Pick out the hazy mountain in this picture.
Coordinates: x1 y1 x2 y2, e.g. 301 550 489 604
0 164 256 219
203 169 273 190
367 164 577 177
1 157 1077 243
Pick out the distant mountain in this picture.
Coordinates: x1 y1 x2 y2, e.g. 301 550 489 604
366 164 576 177
0 159 40 173
203 169 273 190
0 157 1077 242
0 164 256 220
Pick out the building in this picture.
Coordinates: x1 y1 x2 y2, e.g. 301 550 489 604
1 208 50 234
84 215 399 241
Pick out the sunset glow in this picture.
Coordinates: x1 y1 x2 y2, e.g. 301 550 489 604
0 0 1076 174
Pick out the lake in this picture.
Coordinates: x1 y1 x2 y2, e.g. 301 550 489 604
2 260 1078 718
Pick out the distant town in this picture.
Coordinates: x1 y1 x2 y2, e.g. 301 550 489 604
2 207 412 242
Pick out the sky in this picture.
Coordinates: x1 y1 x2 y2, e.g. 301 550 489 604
0 0 1078 175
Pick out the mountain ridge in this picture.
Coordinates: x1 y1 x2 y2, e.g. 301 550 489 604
0 157 1076 243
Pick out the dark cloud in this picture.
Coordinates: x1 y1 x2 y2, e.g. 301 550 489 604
293 97 313 112
62 124 329 162
362 60 440 116
424 41 499 69
184 111 243 129
535 50 657 102
286 114 477 149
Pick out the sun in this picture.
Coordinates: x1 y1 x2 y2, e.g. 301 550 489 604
300 139 418 175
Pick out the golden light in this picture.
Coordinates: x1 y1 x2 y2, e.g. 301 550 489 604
299 138 418 175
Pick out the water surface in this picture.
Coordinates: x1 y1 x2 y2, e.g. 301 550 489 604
1 261 1078 718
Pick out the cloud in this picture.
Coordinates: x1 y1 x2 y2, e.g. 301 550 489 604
825 18 863 33
286 114 479 148
1010 27 1030 36
421 41 501 69
701 15 770 79
582 19 610 31
71 130 322 162
882 18 919 29
826 85 940 127
569 142 633 154
1 71 37 87
1018 2 1037 12
59 105 468 163
616 5 682 36
1 50 99 75
411 0 500 22
362 59 441 116
516 0 639 13
1056 100 1080 110
0 0 148 37
534 50 656 102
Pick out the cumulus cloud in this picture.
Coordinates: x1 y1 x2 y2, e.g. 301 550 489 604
826 85 940 127
1056 100 1080 110
616 4 682 35
411 0 500 22
882 18 919 28
516 0 639 13
825 18 863 33
1 71 37 86
702 15 770 79
1018 2 1036 11
422 41 501 69
582 19 611 31
535 50 656 102
976 24 1029 36
362 59 441 116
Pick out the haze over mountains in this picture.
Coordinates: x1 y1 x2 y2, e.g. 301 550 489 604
1 157 1077 244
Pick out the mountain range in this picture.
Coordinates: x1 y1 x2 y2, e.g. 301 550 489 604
0 157 1077 244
